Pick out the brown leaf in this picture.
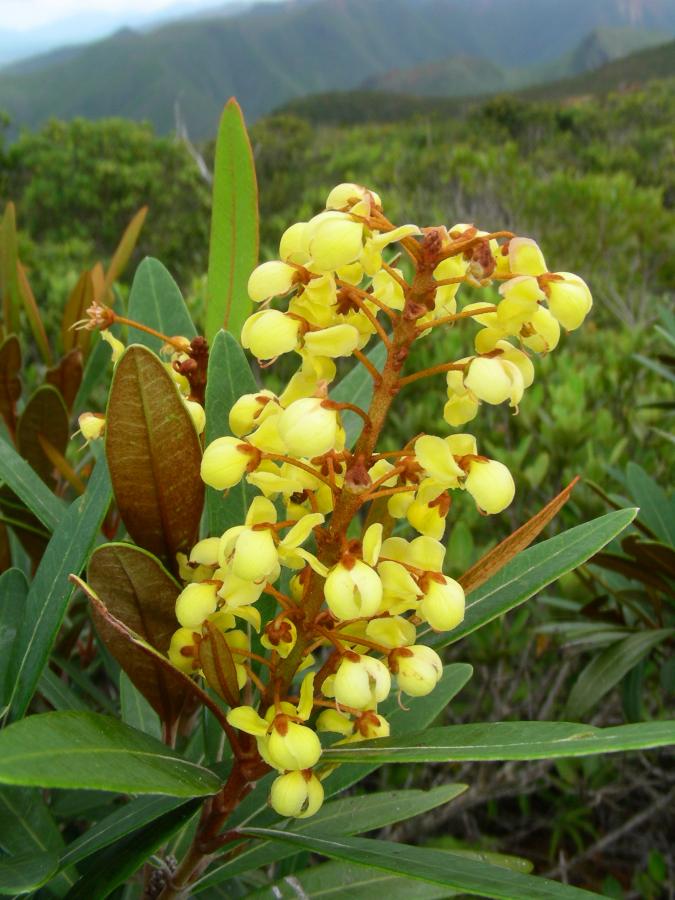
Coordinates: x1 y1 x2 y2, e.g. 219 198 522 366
45 349 83 412
0 202 21 335
621 534 675 579
71 572 229 732
61 269 94 357
0 334 21 435
16 262 51 365
0 521 10 574
592 551 673 594
104 206 148 297
199 620 240 707
105 345 204 563
460 477 579 594
16 385 69 488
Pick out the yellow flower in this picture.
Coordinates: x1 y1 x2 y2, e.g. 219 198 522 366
545 272 593 330
241 309 301 360
508 237 548 276
464 458 515 514
464 356 525 409
270 770 324 818
330 654 391 710
324 560 383 619
183 399 205 435
78 412 105 443
201 436 254 490
175 582 218 628
229 390 280 438
303 324 360 358
393 645 443 697
365 615 416 649
418 576 465 631
307 211 364 272
278 397 339 458
248 260 297 303
168 627 198 673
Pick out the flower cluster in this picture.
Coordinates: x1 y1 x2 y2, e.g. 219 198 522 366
167 183 592 819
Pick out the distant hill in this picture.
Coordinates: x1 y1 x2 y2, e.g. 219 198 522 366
278 39 675 126
0 0 674 137
363 27 669 98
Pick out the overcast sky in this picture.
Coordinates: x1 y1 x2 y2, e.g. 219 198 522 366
2 0 249 30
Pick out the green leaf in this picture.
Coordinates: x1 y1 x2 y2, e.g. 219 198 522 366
0 568 28 712
0 850 58 895
0 203 21 335
565 629 675 719
431 509 638 650
206 98 259 342
59 795 184 870
7 457 111 720
105 344 203 562
87 542 183 724
0 786 74 894
204 329 257 534
0 438 65 531
120 671 161 740
0 712 222 796
246 860 454 900
626 462 675 545
332 343 386 447
196 784 466 890
38 666 88 712
239 831 600 900
126 257 196 352
321 720 675 764
64 799 200 900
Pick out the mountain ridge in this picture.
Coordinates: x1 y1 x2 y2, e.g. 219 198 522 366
0 0 673 137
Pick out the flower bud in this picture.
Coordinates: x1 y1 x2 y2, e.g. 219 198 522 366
175 582 218 628
279 222 310 265
78 412 105 442
464 357 524 408
324 560 382 620
307 212 364 272
221 526 278 583
183 399 205 435
248 260 296 303
508 237 547 276
270 770 324 818
278 398 339 458
303 324 359 358
332 654 391 710
546 273 592 330
465 458 515 514
229 390 279 437
168 627 198 673
241 309 301 360
418 576 465 631
326 182 381 211
267 719 322 771
201 437 252 490
394 645 443 697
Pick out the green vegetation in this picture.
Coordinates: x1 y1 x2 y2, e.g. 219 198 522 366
0 67 673 897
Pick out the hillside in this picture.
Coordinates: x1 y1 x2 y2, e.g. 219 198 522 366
0 0 674 137
362 27 669 98
278 38 675 126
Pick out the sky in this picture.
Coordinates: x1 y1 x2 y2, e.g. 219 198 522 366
2 0 249 31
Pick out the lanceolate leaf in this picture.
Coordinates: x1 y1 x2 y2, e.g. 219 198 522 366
0 712 221 796
7 458 111 720
204 329 257 534
45 349 84 412
320 720 675 764
565 629 675 719
16 385 69 488
460 477 579 594
0 334 21 435
0 203 21 336
126 258 196 352
16 262 51 365
105 344 203 562
431 508 638 650
0 438 65 532
0 568 28 712
199 619 241 707
0 850 58 895
119 671 161 739
247 861 454 900
626 462 675 546
104 206 148 294
239 831 599 900
61 269 94 357
206 98 259 341
195 784 466 890
75 576 230 732
87 542 185 723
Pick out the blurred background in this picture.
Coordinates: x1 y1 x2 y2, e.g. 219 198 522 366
1 0 673 896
